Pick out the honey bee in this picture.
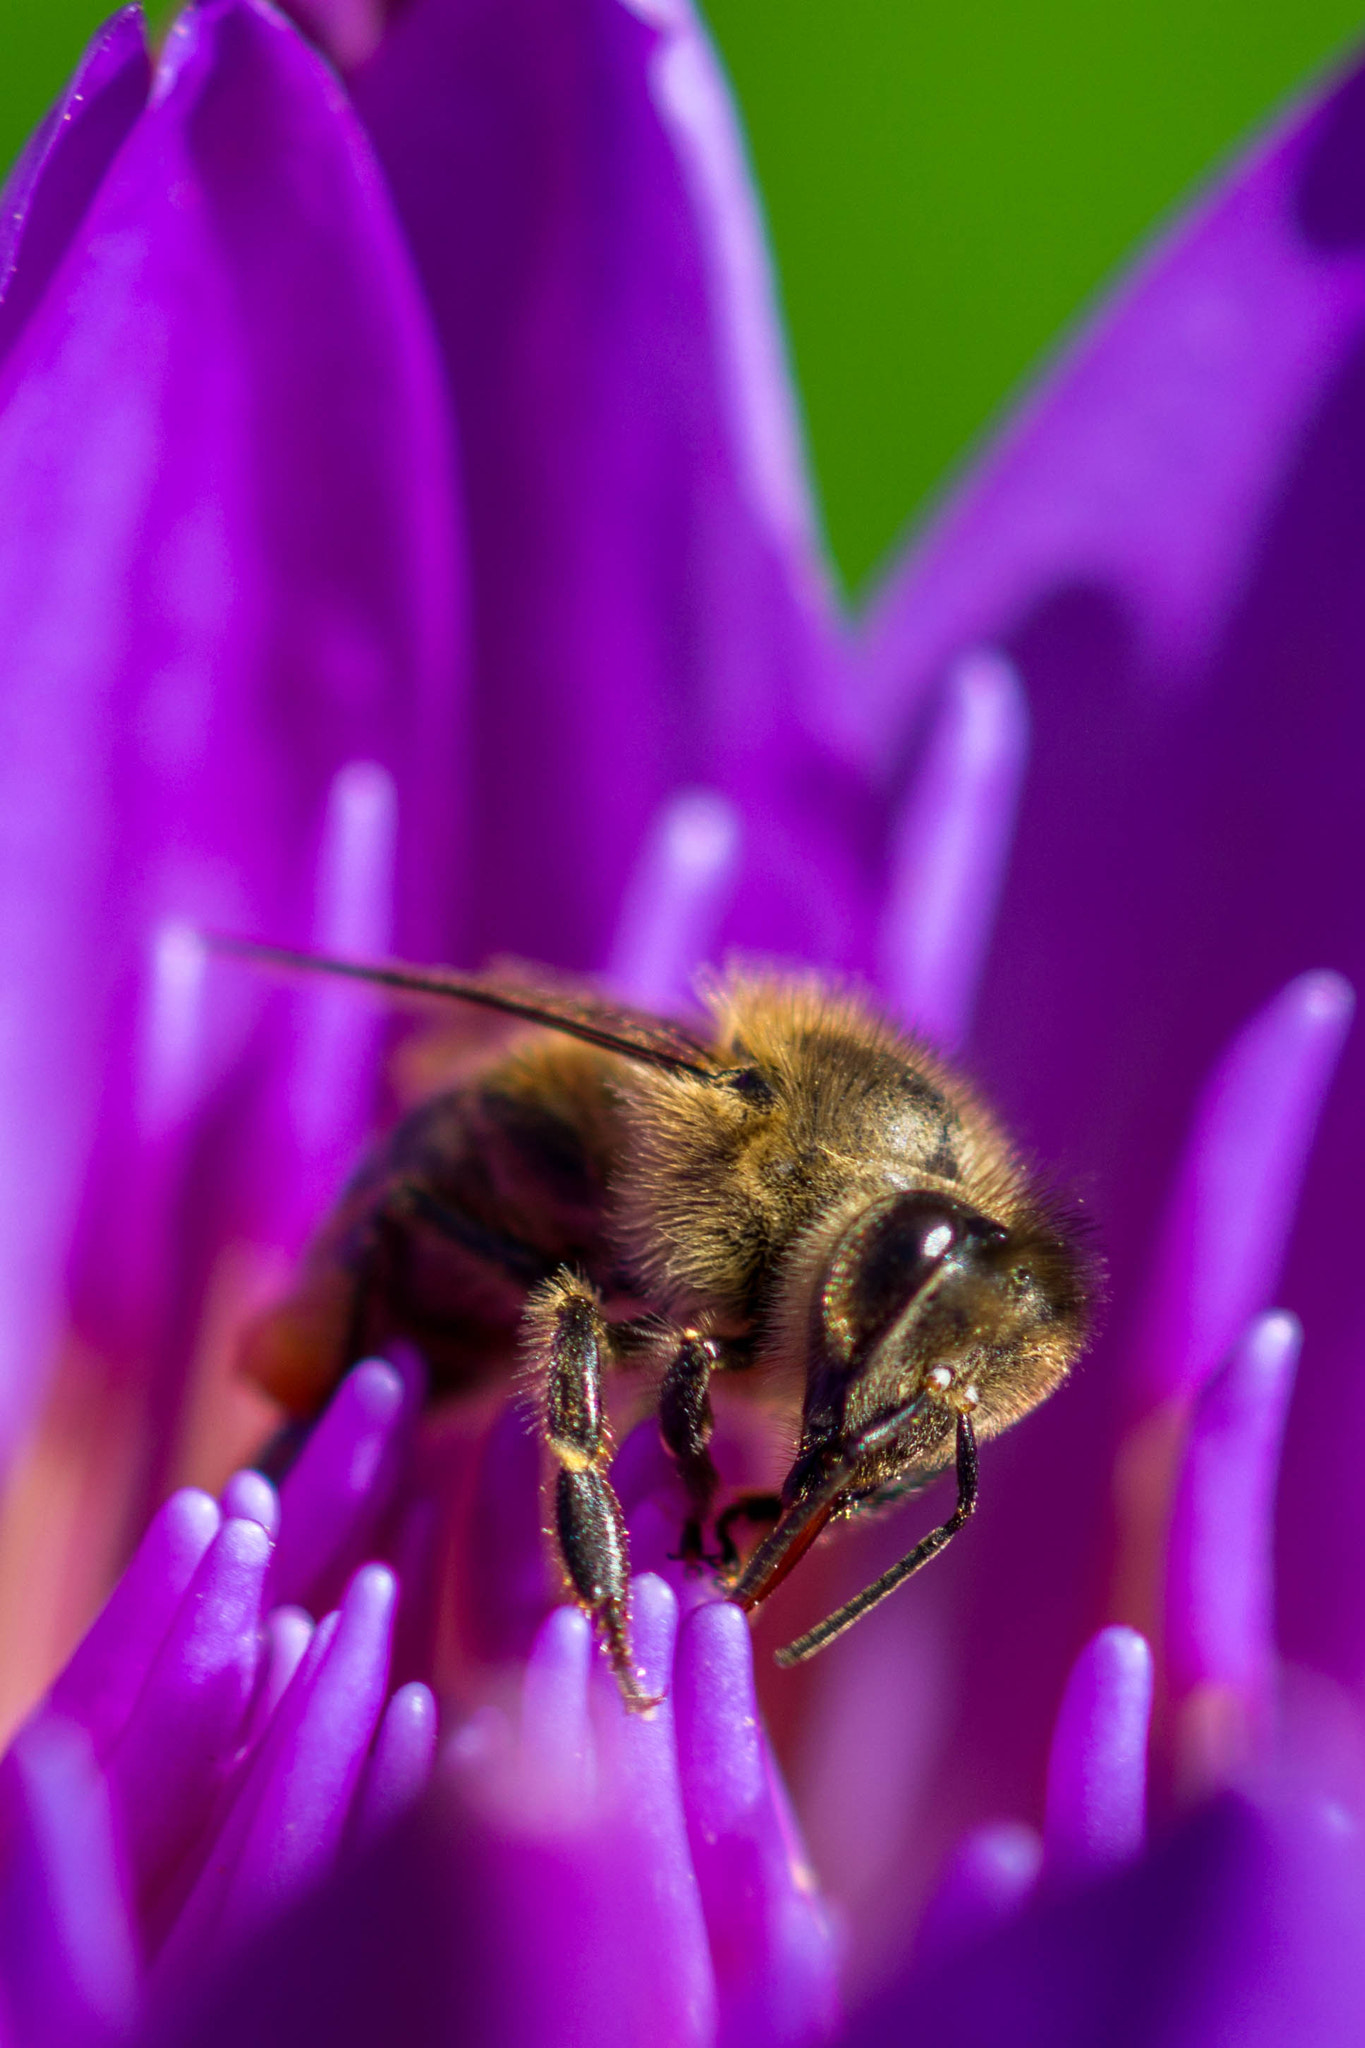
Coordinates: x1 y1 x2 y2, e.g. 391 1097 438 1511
225 940 1093 1710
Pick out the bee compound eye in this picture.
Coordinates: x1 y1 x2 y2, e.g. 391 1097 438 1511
827 1192 968 1363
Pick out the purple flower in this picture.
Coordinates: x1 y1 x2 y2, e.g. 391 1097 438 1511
1 0 1365 2042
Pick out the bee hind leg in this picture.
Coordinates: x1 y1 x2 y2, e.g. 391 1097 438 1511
526 1272 661 1714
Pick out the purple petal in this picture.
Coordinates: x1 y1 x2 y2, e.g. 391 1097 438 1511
1132 972 1351 1409
135 1788 547 2048
518 1605 596 1823
863 61 1365 766
348 1681 438 1848
1043 1625 1153 1884
589 1574 717 2047
674 1600 840 2048
175 1565 396 1962
792 1588 950 1991
614 1412 695 1593
214 1565 395 1934
608 789 742 1011
463 1399 556 1664
0 0 463 1459
43 1486 221 1757
914 1822 1042 1961
105 1516 271 1905
269 1359 414 1611
0 6 148 370
846 50 1365 1765
353 0 845 971
878 648 1030 1050
282 0 387 71
159 1610 341 1976
385 1491 441 1691
267 759 399 1251
847 1795 1365 2048
0 1717 138 2047
1165 1311 1300 1795
931 964 1349 1875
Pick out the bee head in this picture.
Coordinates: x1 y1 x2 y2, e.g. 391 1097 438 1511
794 1186 1088 1504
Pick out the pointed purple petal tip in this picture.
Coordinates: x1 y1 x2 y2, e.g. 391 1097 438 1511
1135 970 1352 1406
1044 1625 1153 1884
915 1820 1043 1961
1167 1309 1301 1796
880 646 1030 1050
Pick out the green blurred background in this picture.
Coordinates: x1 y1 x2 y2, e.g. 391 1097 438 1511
4 0 1362 595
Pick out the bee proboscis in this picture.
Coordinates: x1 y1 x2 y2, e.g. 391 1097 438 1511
221 938 1093 1711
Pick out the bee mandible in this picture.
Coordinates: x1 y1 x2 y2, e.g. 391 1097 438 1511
223 939 1093 1711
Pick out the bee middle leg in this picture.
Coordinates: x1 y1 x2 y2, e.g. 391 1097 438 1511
658 1332 723 1564
526 1272 660 1713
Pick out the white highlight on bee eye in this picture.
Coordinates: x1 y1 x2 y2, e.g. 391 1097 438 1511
608 786 742 1011
138 918 207 1137
927 1366 954 1392
923 1222 954 1260
879 646 1030 1054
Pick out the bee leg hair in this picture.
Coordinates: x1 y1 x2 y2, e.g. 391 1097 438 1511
528 1271 661 1714
658 1332 722 1564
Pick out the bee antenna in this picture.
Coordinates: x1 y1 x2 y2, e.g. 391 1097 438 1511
202 933 718 1077
773 1412 978 1666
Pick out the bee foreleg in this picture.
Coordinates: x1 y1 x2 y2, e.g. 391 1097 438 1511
527 1273 661 1714
658 1332 721 1564
773 1412 979 1667
714 1493 784 1574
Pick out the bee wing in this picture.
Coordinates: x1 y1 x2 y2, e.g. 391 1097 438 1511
209 935 720 1076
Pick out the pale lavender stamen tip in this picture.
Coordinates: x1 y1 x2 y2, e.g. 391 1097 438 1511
675 1600 841 2047
138 918 209 1139
1137 970 1352 1407
45 1486 221 1756
520 1606 595 1821
106 1516 272 1899
1043 1625 1153 1884
879 646 1029 1053
208 1564 397 1948
153 1600 342 1980
381 1337 428 1412
314 760 399 962
442 1703 515 1781
269 1357 411 1610
608 786 742 1010
915 1821 1043 1961
220 1467 280 1537
245 1606 315 1746
350 1681 438 1848
1166 1309 1300 1791
286 759 398 1192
